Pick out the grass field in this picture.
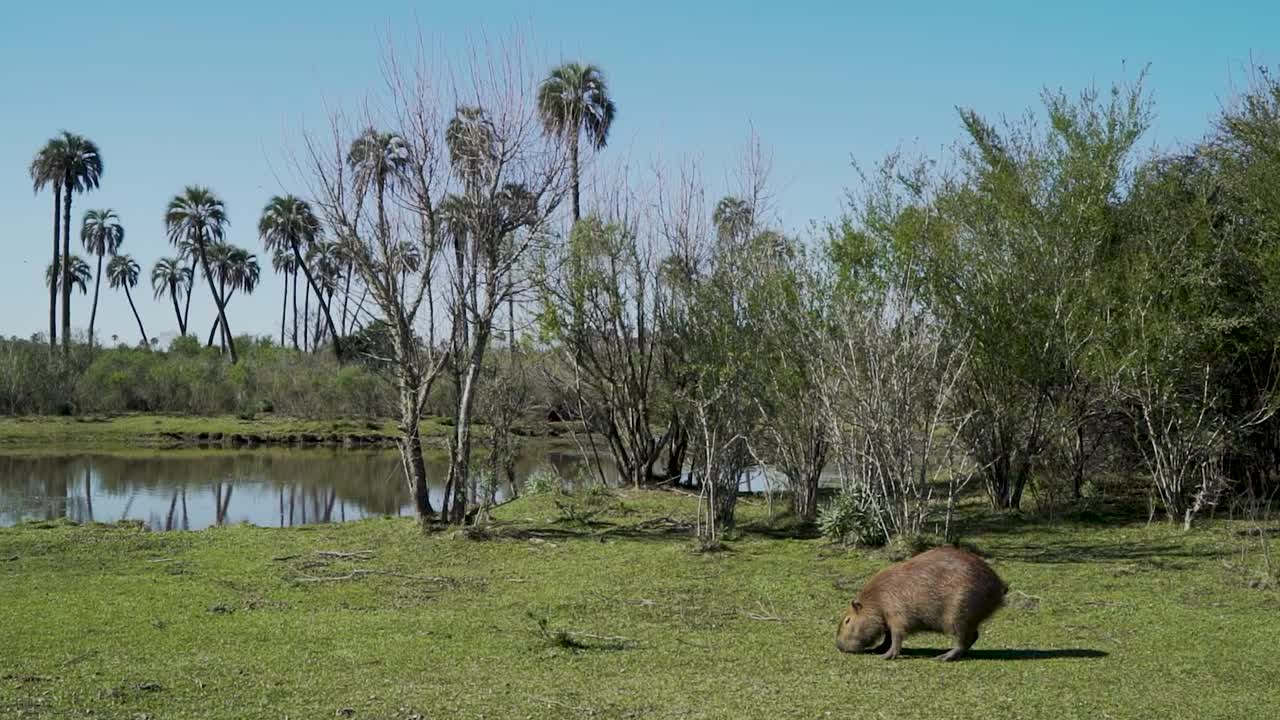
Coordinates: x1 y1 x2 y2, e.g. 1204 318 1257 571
2 489 1277 719
0 414 459 450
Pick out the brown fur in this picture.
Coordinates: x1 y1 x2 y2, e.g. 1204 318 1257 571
835 546 1008 661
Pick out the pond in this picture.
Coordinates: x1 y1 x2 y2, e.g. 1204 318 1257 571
0 444 625 530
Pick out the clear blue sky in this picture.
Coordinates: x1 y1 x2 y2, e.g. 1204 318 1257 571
2 0 1275 344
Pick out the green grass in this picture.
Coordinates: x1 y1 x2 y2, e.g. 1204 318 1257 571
0 414 451 449
2 490 1278 719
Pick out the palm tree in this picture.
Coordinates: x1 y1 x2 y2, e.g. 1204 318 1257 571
165 187 237 362
271 248 298 347
306 240 342 347
29 140 65 350
393 240 421 306
106 254 147 346
537 63 616 223
46 255 92 296
150 257 192 336
258 195 340 356
713 196 754 243
446 107 497 190
347 129 408 241
203 244 259 349
80 209 124 349
45 133 104 357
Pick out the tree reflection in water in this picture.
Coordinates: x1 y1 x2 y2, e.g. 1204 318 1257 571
0 445 620 530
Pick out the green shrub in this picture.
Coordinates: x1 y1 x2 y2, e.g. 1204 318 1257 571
818 492 884 547
523 466 563 496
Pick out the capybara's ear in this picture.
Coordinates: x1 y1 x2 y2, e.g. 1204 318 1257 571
851 601 861 612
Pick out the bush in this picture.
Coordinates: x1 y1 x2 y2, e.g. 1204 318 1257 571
818 492 885 547
0 337 394 419
523 466 563 496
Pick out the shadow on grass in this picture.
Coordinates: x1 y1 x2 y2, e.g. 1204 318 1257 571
889 647 1108 661
995 541 1197 566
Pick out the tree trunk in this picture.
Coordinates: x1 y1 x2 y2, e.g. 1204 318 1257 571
49 187 61 351
398 378 433 521
280 277 288 347
209 285 234 349
124 285 147 347
446 342 488 523
88 253 104 351
570 133 580 223
168 284 184 337
291 243 341 360
340 265 352 336
182 259 196 337
61 182 73 358
196 245 237 363
792 469 821 523
303 279 310 351
292 268 300 350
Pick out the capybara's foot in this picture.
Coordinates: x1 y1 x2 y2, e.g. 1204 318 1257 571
880 648 899 660
934 648 965 661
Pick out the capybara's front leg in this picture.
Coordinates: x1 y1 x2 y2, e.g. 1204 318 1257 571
880 630 903 660
870 634 891 655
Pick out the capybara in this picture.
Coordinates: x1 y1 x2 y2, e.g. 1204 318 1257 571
835 546 1008 661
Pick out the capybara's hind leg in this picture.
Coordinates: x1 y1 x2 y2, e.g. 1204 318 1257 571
880 630 903 660
936 628 978 662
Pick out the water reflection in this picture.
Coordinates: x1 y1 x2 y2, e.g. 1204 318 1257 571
0 445 621 531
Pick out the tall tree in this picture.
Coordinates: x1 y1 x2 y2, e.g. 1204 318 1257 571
80 209 125 349
150 257 191 336
106 254 147 346
537 62 616 223
42 133 103 356
271 248 297 347
347 129 409 243
259 195 341 357
29 139 66 350
165 187 237 362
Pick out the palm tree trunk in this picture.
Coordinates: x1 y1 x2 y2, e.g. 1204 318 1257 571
182 265 195 336
570 133 580 223
292 268 300 350
88 253 104 351
303 278 310 351
61 181 73 357
291 243 341 360
168 283 184 336
340 264 352 335
280 276 288 347
197 246 237 363
49 186 61 351
313 299 326 347
124 285 148 347
211 286 235 351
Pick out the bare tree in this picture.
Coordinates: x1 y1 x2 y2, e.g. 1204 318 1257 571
297 36 462 522
536 169 682 488
434 40 569 524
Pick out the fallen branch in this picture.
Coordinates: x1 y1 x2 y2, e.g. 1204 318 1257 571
295 569 454 584
315 550 374 560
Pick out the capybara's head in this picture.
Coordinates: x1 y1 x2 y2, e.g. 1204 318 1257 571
835 600 884 654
